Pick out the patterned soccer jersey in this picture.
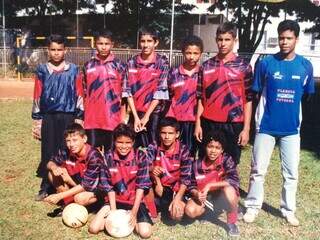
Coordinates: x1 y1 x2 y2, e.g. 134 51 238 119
123 53 169 113
52 144 104 191
189 153 239 193
197 54 253 122
83 54 126 131
167 65 200 122
146 141 193 192
99 149 151 205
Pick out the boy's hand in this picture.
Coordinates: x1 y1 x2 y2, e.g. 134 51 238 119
198 187 209 203
44 193 61 205
169 198 185 219
133 117 142 132
74 119 84 127
194 123 202 142
152 166 164 177
128 210 137 227
52 166 64 177
140 115 149 130
32 120 42 140
238 129 249 146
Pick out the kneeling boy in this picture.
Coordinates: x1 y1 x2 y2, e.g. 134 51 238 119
185 130 240 237
44 123 103 206
148 117 193 221
89 124 153 239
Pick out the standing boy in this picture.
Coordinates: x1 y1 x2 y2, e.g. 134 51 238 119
32 34 84 201
166 35 203 156
148 117 193 221
44 123 103 206
243 20 315 226
123 26 169 147
195 22 253 164
83 30 126 151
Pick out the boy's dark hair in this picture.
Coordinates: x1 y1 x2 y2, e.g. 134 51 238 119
159 117 180 132
64 123 86 138
203 130 227 150
94 29 113 41
216 22 237 39
113 123 136 142
181 35 204 53
277 20 300 37
47 34 66 47
139 26 159 41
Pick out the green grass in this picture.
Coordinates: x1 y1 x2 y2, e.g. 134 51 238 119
0 100 319 240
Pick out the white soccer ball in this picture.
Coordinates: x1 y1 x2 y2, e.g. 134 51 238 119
105 209 134 238
62 203 88 228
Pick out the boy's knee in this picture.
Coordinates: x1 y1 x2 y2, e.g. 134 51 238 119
88 224 101 235
185 205 197 218
138 226 152 239
74 193 86 205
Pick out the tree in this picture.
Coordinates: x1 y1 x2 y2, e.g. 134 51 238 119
207 0 320 56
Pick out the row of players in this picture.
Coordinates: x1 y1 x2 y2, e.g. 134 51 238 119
31 19 314 236
45 120 240 237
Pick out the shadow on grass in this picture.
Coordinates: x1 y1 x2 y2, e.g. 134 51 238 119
239 188 282 218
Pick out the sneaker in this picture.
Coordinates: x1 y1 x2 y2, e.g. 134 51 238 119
285 214 300 226
34 191 48 201
243 208 259 223
47 207 64 218
227 223 240 237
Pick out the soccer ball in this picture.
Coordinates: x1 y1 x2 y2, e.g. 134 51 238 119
105 209 134 238
62 203 88 228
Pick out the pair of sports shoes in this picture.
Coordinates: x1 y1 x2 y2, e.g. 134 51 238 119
243 208 300 226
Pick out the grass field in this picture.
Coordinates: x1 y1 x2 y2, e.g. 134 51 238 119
0 100 319 240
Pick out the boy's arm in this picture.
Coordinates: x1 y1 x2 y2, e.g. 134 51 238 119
31 73 43 140
107 191 117 210
44 185 85 205
238 63 253 146
194 99 204 142
194 68 204 142
140 99 159 129
74 69 84 124
127 96 141 132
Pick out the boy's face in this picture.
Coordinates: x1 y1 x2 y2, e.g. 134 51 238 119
183 45 202 67
48 42 66 63
278 30 298 55
205 140 223 162
65 133 87 155
115 135 134 157
160 126 180 149
139 34 159 56
216 32 236 56
95 36 113 58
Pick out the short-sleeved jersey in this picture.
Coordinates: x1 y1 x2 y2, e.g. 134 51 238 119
166 65 200 122
253 53 315 136
147 141 193 192
99 149 151 205
83 54 126 131
197 54 253 122
189 153 239 194
52 144 104 191
32 62 84 120
123 53 169 113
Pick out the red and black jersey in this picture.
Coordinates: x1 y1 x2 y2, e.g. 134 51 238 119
189 153 240 194
123 53 169 113
83 54 126 131
52 144 104 191
100 149 151 205
146 141 193 192
166 65 200 122
197 54 253 122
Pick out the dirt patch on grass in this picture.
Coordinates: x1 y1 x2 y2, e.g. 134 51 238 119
0 81 33 99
